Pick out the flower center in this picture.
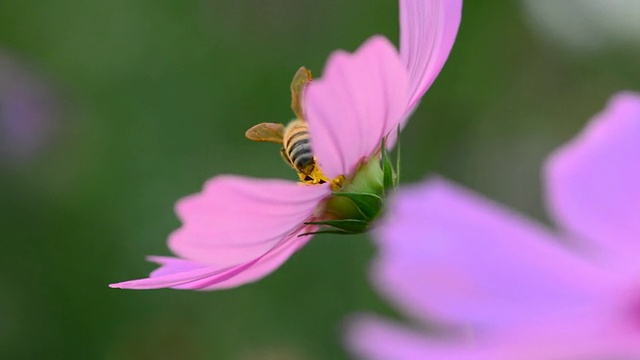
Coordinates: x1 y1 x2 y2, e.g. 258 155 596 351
302 138 398 236
294 158 345 191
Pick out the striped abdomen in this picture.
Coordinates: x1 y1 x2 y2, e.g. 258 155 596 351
283 119 314 175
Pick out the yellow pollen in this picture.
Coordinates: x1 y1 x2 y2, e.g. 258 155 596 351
296 159 345 191
330 175 346 191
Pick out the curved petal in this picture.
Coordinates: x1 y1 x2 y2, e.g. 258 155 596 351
168 175 329 266
110 175 330 290
400 0 462 114
109 256 256 290
305 36 409 179
545 92 640 271
109 227 315 290
371 177 616 330
479 305 640 359
192 227 313 290
346 309 640 360
346 314 484 360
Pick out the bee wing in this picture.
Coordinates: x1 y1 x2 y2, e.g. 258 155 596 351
245 122 285 143
290 67 313 120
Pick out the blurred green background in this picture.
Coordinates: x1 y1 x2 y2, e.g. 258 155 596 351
1 1 638 359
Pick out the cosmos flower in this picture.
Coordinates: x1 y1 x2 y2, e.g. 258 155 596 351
346 92 640 359
110 0 462 290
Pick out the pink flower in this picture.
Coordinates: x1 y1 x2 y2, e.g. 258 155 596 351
346 92 640 359
110 0 462 291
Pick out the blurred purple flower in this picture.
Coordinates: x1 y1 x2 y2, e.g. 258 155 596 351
346 92 640 359
0 50 58 163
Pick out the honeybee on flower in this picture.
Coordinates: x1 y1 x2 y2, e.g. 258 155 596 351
245 67 339 188
110 0 462 291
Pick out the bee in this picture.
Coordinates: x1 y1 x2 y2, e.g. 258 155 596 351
246 119 327 184
245 67 328 185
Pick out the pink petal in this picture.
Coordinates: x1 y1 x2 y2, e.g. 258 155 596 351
193 227 314 290
109 227 315 290
347 309 640 360
109 256 255 290
305 36 409 179
110 175 329 290
545 92 640 271
347 314 488 360
400 0 462 114
372 177 617 330
169 175 329 266
479 304 640 359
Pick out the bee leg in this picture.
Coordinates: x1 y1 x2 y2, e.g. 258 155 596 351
298 173 312 183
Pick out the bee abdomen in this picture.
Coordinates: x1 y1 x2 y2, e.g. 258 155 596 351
290 142 313 169
283 119 317 174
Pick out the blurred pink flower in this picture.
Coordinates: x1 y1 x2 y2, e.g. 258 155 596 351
346 92 640 359
110 0 462 291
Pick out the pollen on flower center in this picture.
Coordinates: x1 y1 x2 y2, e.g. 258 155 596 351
330 174 346 191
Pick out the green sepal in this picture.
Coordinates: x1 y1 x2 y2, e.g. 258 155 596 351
380 137 394 191
331 192 383 221
304 219 369 234
298 229 357 237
